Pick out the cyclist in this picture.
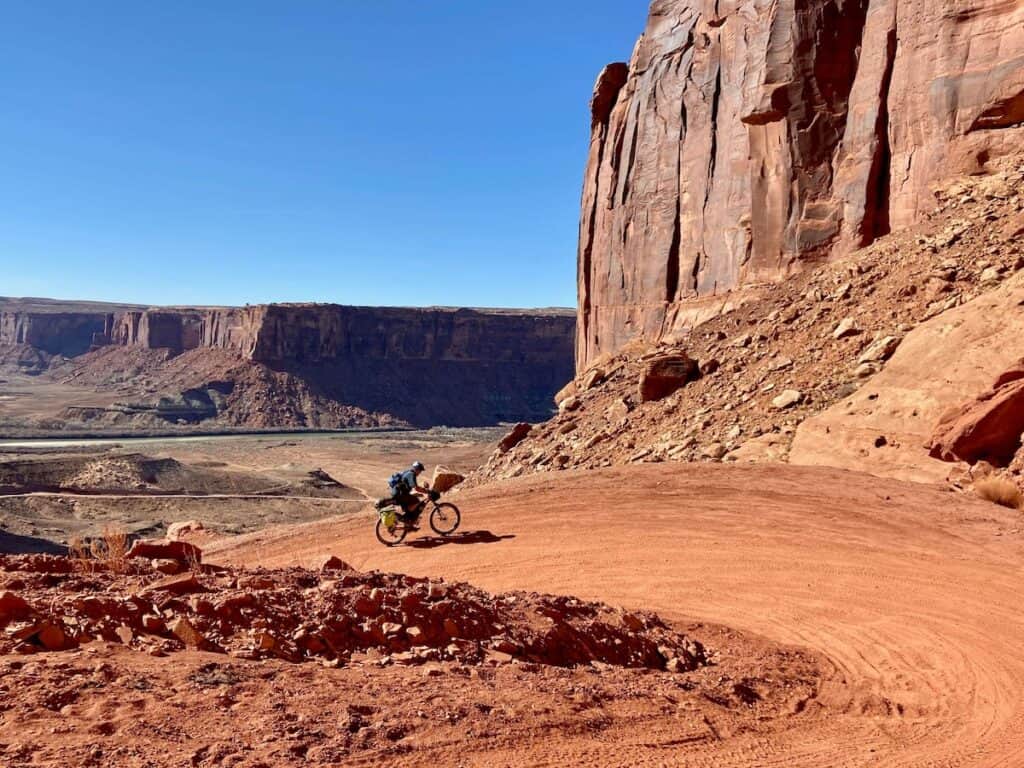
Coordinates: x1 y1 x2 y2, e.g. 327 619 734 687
388 461 435 526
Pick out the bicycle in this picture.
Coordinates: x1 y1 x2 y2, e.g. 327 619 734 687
375 491 461 546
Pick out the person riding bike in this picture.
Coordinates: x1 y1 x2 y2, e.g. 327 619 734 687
387 461 435 526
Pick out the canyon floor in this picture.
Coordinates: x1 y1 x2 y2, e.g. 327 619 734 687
3 460 1023 766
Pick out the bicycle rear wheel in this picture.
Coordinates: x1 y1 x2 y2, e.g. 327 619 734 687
375 517 407 546
429 502 461 536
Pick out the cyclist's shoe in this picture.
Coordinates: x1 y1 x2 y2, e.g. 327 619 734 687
398 513 420 530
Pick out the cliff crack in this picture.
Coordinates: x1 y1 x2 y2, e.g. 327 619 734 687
697 64 723 290
864 24 897 245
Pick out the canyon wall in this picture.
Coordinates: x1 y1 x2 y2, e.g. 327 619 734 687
0 300 576 427
0 311 109 358
578 0 1024 368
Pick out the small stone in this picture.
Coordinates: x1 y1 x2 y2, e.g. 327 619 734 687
166 520 204 541
580 367 606 390
832 317 860 339
855 362 880 379
772 390 803 409
169 617 206 649
702 443 728 460
559 396 582 413
858 336 901 364
497 423 532 453
318 555 353 572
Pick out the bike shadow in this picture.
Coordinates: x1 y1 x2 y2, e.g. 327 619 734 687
406 529 515 549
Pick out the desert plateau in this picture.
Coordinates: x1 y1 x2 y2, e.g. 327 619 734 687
3 0 1024 766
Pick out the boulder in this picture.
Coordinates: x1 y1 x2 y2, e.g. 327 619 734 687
128 539 202 566
702 443 728 460
558 396 582 413
699 358 720 376
580 367 606 391
430 466 465 494
638 353 699 403
0 591 32 623
497 423 532 454
929 371 1024 465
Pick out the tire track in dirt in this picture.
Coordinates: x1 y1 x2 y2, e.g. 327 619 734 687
210 464 1024 767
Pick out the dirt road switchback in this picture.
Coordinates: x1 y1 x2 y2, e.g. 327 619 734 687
210 463 1024 767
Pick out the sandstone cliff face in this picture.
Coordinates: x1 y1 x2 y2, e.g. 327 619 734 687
103 308 261 355
0 312 108 357
578 0 1024 368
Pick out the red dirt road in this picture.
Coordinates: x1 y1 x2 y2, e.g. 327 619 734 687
210 463 1024 767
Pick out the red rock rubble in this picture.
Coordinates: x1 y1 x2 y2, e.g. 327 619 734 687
0 554 708 673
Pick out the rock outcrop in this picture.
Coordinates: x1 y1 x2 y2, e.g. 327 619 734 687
578 0 1024 369
928 361 1024 466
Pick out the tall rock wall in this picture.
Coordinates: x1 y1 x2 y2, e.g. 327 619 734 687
578 0 1024 368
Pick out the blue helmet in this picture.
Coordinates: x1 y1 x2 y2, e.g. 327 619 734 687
411 461 425 473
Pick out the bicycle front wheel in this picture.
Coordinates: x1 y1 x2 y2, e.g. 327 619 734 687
429 502 461 536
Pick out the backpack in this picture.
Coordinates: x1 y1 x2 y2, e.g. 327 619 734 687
388 472 410 497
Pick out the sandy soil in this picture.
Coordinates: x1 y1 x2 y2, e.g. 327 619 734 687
201 463 1024 766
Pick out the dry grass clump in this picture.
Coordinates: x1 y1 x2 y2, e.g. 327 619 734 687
973 475 1023 510
67 526 130 573
67 536 94 573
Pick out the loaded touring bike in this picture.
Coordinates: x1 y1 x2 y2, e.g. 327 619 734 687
375 492 461 546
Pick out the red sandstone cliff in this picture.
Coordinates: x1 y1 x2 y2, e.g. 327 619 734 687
578 0 1024 369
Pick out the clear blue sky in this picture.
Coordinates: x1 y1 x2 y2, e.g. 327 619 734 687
0 1 647 309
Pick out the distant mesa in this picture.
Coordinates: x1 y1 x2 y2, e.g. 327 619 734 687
0 298 576 432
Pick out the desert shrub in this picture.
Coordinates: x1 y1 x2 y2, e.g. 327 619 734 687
973 475 1023 510
69 526 130 573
